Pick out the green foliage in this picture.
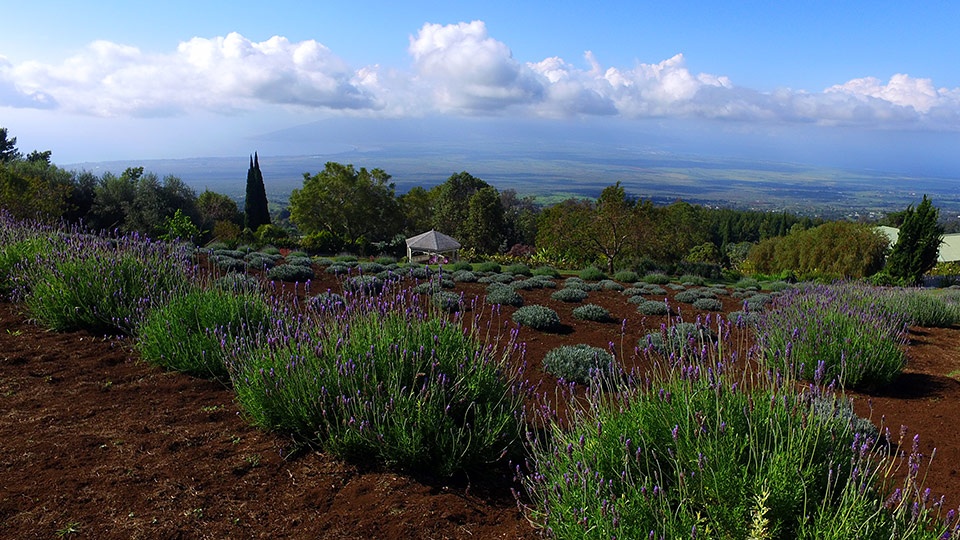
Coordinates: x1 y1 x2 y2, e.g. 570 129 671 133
642 272 671 284
451 269 478 282
757 284 908 390
476 260 502 273
532 265 560 278
579 265 607 281
290 162 400 247
521 337 937 539
635 299 670 316
887 196 944 285
874 288 960 328
431 291 463 312
692 297 723 311
542 344 615 384
484 284 524 307
0 235 55 297
135 287 271 382
463 186 506 254
511 305 561 331
551 287 588 303
746 220 889 279
244 153 271 231
343 275 385 295
228 307 525 477
266 263 315 282
612 269 639 282
505 263 532 276
571 303 614 322
22 234 193 335
598 279 624 291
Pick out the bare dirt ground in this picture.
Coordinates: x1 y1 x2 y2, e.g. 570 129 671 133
1 271 959 539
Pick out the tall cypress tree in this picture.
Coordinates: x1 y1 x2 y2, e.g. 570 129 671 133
244 152 271 231
887 195 943 285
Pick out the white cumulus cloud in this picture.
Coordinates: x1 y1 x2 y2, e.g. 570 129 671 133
2 23 960 131
5 33 376 117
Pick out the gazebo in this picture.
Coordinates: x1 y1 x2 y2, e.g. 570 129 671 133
405 230 461 263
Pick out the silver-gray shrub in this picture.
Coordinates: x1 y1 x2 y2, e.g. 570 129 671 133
542 344 616 384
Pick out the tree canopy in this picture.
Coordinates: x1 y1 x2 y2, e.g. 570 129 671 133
886 195 944 285
289 162 401 247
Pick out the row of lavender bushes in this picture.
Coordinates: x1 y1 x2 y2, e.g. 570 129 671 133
2 210 960 537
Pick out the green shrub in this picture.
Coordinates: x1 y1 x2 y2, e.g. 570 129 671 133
678 273 705 285
432 291 463 312
579 266 607 281
532 266 560 278
308 291 346 312
692 297 723 311
267 264 315 282
228 307 525 477
23 235 193 335
210 254 246 272
735 277 761 290
613 270 639 283
259 246 281 256
757 284 908 390
283 256 314 268
635 300 669 316
643 272 671 284
450 260 473 271
374 255 398 265
358 262 386 274
506 263 532 276
572 304 614 322
452 270 478 282
542 344 615 384
485 285 524 307
551 287 588 303
244 252 277 269
512 305 561 331
215 272 261 293
325 263 350 275
343 275 384 294
136 287 271 382
674 288 716 304
598 279 624 291
640 322 714 357
0 236 55 297
476 261 501 273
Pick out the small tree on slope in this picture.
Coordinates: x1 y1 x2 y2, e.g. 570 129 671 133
887 195 943 286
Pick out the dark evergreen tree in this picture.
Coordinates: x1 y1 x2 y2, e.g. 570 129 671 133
244 152 271 231
0 127 22 163
887 195 944 285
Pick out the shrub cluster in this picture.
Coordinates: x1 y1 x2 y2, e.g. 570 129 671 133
571 303 614 322
542 344 615 384
550 287 588 303
512 305 561 331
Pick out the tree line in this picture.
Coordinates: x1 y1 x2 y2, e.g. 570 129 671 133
0 126 943 284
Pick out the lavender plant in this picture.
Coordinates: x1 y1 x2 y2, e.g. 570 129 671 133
542 344 616 385
135 287 272 382
20 231 194 335
756 284 909 390
512 305 561 331
227 289 527 477
522 316 960 539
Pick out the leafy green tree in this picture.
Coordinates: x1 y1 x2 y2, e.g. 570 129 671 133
537 183 640 273
160 209 202 243
0 159 74 220
500 189 540 248
398 186 434 236
747 220 889 279
244 153 271 231
887 195 944 285
0 127 21 163
464 186 506 254
197 190 242 228
432 171 492 239
289 162 401 247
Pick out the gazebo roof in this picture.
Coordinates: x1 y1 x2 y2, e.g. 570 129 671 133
405 230 461 252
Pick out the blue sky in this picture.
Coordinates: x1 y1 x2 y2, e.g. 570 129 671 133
2 0 959 175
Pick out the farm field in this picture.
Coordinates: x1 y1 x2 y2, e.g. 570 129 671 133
1 268 960 539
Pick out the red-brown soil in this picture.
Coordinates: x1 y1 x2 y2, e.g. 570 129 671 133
1 271 959 539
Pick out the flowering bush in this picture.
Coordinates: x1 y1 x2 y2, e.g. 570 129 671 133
542 344 615 384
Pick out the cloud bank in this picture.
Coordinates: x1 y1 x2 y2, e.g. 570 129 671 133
2 21 959 130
